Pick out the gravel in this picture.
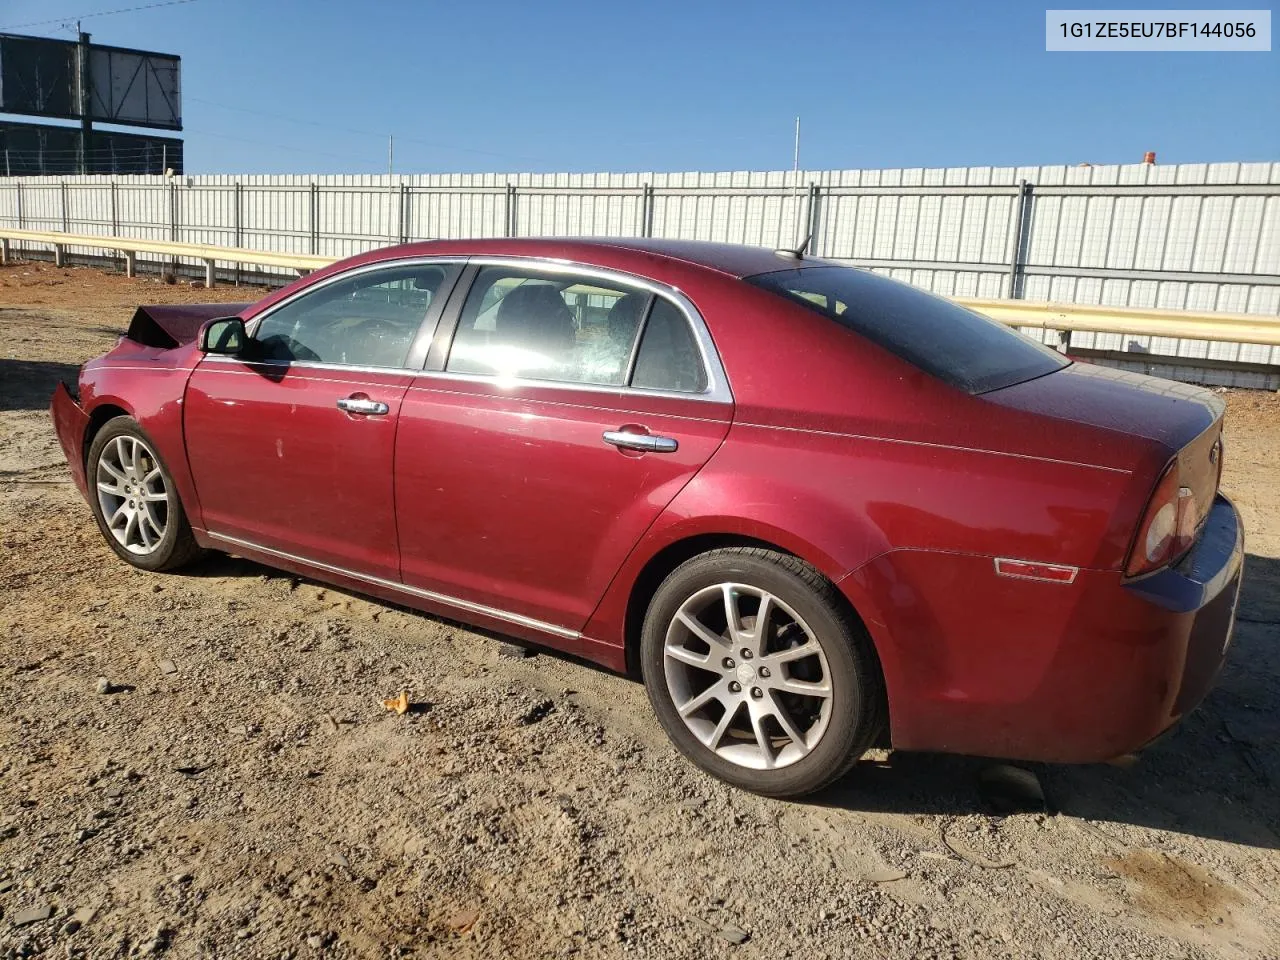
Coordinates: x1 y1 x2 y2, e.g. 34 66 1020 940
2 263 1279 959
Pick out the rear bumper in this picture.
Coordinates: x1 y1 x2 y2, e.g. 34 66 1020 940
846 495 1244 763
50 381 91 500
1123 494 1244 725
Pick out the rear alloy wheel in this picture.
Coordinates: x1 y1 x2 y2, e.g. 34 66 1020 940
87 417 203 572
641 548 884 797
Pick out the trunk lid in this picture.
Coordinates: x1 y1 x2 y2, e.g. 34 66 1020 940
986 362 1226 523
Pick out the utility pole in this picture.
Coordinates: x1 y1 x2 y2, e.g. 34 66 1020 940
77 26 93 175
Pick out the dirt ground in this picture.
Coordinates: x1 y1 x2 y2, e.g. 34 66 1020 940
1 260 1278 960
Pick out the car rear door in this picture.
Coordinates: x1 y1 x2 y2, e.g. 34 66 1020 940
394 261 733 643
184 260 461 580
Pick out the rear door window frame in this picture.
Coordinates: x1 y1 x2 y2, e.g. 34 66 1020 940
423 257 732 403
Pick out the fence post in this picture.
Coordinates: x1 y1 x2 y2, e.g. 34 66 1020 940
233 182 243 286
169 179 178 279
641 183 655 237
1007 179 1032 299
110 180 120 272
505 183 517 238
399 183 410 244
804 182 820 254
310 182 319 255
15 180 23 229
61 182 69 233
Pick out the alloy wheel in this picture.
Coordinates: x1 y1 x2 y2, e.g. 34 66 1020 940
662 582 834 770
95 435 170 555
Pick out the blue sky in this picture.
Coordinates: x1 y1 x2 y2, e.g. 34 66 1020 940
1 0 1276 173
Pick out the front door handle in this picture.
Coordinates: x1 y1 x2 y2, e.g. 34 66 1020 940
603 430 679 453
337 396 390 416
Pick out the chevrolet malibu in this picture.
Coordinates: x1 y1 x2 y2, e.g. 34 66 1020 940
50 238 1243 797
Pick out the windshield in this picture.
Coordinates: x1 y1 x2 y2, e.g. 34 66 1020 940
747 266 1069 395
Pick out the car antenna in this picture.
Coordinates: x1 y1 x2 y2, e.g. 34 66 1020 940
774 232 812 260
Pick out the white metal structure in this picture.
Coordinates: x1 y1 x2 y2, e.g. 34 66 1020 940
3 226 1277 351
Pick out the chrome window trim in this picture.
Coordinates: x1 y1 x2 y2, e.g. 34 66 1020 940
407 366 729 405
206 531 580 641
200 355 423 380
228 252 734 404
445 256 733 404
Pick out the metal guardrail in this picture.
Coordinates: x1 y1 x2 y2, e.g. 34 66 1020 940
0 227 332 284
3 228 1280 349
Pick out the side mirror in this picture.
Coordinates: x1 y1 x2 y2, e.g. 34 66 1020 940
201 317 247 355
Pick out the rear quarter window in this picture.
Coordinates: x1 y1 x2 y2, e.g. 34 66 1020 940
746 266 1068 394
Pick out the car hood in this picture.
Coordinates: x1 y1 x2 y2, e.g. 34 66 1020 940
126 303 251 349
984 361 1225 456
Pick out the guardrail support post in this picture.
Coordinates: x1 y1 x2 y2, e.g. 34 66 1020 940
124 250 136 278
1 238 8 265
204 258 215 288
54 243 65 267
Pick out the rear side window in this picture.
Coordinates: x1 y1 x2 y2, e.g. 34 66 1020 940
632 299 708 393
747 266 1068 394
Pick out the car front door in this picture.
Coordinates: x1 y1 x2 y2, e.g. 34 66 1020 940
184 260 461 580
394 262 733 645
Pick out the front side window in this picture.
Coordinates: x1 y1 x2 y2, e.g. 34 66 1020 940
253 264 448 368
747 266 1069 394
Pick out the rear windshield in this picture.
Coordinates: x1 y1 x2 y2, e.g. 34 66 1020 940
746 265 1068 394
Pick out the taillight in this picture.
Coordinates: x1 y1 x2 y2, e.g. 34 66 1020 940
1125 463 1196 578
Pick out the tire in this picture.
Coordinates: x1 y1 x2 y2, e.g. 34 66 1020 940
86 416 204 572
640 547 885 798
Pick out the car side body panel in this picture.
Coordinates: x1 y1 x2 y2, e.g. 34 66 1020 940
395 375 731 640
49 238 1242 769
72 339 209 533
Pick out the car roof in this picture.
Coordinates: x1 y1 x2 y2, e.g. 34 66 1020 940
356 237 817 280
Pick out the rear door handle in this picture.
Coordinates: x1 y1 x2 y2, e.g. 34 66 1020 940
337 396 390 416
603 430 678 453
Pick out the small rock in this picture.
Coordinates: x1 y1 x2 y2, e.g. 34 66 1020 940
865 868 908 883
718 924 750 945
12 904 55 927
306 934 326 949
497 642 534 660
157 660 177 675
445 907 480 934
94 677 112 696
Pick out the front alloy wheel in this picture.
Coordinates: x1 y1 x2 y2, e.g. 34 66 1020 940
86 417 203 572
642 548 884 798
95 434 170 555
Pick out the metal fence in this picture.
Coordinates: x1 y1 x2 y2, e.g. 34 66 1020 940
2 161 1278 386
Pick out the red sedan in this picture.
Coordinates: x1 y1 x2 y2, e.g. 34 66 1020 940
50 238 1243 797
